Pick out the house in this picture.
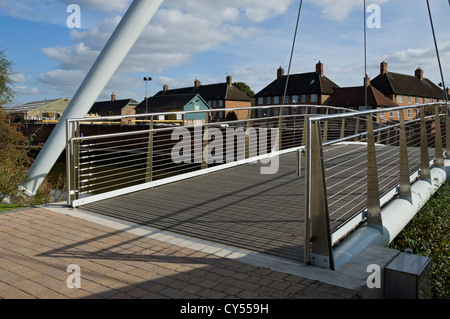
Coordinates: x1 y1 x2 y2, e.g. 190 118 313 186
135 93 210 125
253 61 340 117
9 98 71 123
87 93 138 124
329 77 398 112
370 61 444 121
153 75 252 121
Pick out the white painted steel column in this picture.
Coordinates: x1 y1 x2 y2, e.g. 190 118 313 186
24 0 164 196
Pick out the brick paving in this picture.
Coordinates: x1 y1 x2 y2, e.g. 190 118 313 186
0 207 358 299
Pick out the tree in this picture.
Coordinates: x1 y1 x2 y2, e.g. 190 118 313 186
0 107 30 203
233 82 255 99
0 49 15 106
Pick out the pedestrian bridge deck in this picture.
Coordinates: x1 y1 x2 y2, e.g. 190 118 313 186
79 143 421 263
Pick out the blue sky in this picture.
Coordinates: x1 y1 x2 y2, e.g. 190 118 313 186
1 0 449 106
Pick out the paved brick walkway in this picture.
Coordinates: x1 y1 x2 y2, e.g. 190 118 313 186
0 207 358 299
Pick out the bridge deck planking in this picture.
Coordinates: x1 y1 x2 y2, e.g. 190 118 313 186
80 144 430 263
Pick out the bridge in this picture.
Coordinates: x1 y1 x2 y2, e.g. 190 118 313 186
65 103 450 270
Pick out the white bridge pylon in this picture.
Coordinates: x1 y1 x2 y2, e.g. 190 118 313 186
24 0 164 196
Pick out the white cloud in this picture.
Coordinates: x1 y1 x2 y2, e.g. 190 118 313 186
309 0 390 22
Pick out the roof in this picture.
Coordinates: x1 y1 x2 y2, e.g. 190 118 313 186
12 98 70 113
371 72 443 99
254 72 340 98
154 83 252 102
135 93 209 113
329 85 398 108
89 98 138 114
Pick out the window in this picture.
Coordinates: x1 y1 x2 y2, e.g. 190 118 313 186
389 111 394 117
397 95 403 103
257 97 263 105
258 109 262 118
407 109 411 118
292 95 299 103
273 108 279 116
380 112 385 117
430 98 434 102
267 97 271 104
284 96 289 104
415 97 419 103
408 96 412 103
218 100 223 107
274 96 279 104
301 95 306 103
311 94 317 103
176 113 182 120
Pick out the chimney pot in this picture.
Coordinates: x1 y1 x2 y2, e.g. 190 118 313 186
380 61 388 75
194 79 201 87
316 61 323 76
415 67 424 81
111 92 116 101
226 75 232 86
277 66 284 79
163 84 169 91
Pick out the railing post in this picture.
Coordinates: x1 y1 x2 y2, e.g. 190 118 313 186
366 114 382 226
145 117 154 183
202 112 209 169
305 120 334 270
446 104 450 159
340 117 346 139
434 104 444 167
278 107 283 150
245 109 251 159
354 116 360 142
322 108 329 143
420 107 431 182
399 109 412 202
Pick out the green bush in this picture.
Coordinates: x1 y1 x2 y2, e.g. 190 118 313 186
389 182 450 299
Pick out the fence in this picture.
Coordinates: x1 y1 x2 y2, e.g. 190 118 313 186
66 102 448 268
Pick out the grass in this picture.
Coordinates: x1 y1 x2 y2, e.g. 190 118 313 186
0 204 25 212
388 182 450 299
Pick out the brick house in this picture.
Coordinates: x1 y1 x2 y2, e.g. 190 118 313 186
253 61 340 117
370 61 444 121
135 93 210 125
87 93 138 124
329 77 398 112
153 76 252 121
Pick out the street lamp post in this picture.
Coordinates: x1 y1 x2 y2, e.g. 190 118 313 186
143 76 152 115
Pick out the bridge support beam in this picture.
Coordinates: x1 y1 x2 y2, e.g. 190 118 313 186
333 160 449 269
23 0 164 196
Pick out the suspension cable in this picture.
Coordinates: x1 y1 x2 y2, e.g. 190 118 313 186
282 0 304 106
426 0 448 102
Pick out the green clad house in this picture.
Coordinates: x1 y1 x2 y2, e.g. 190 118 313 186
135 93 210 125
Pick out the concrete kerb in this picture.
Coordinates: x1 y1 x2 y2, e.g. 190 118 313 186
41 202 400 297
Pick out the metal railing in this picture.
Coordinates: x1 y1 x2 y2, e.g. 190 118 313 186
304 102 448 269
65 102 448 269
66 104 354 207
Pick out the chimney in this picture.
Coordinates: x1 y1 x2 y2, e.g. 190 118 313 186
277 66 284 79
316 61 323 76
380 61 388 75
194 79 201 87
415 67 423 81
364 75 370 87
163 84 169 91
226 75 232 86
111 92 116 101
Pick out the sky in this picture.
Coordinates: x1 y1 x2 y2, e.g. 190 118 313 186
1 0 449 106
